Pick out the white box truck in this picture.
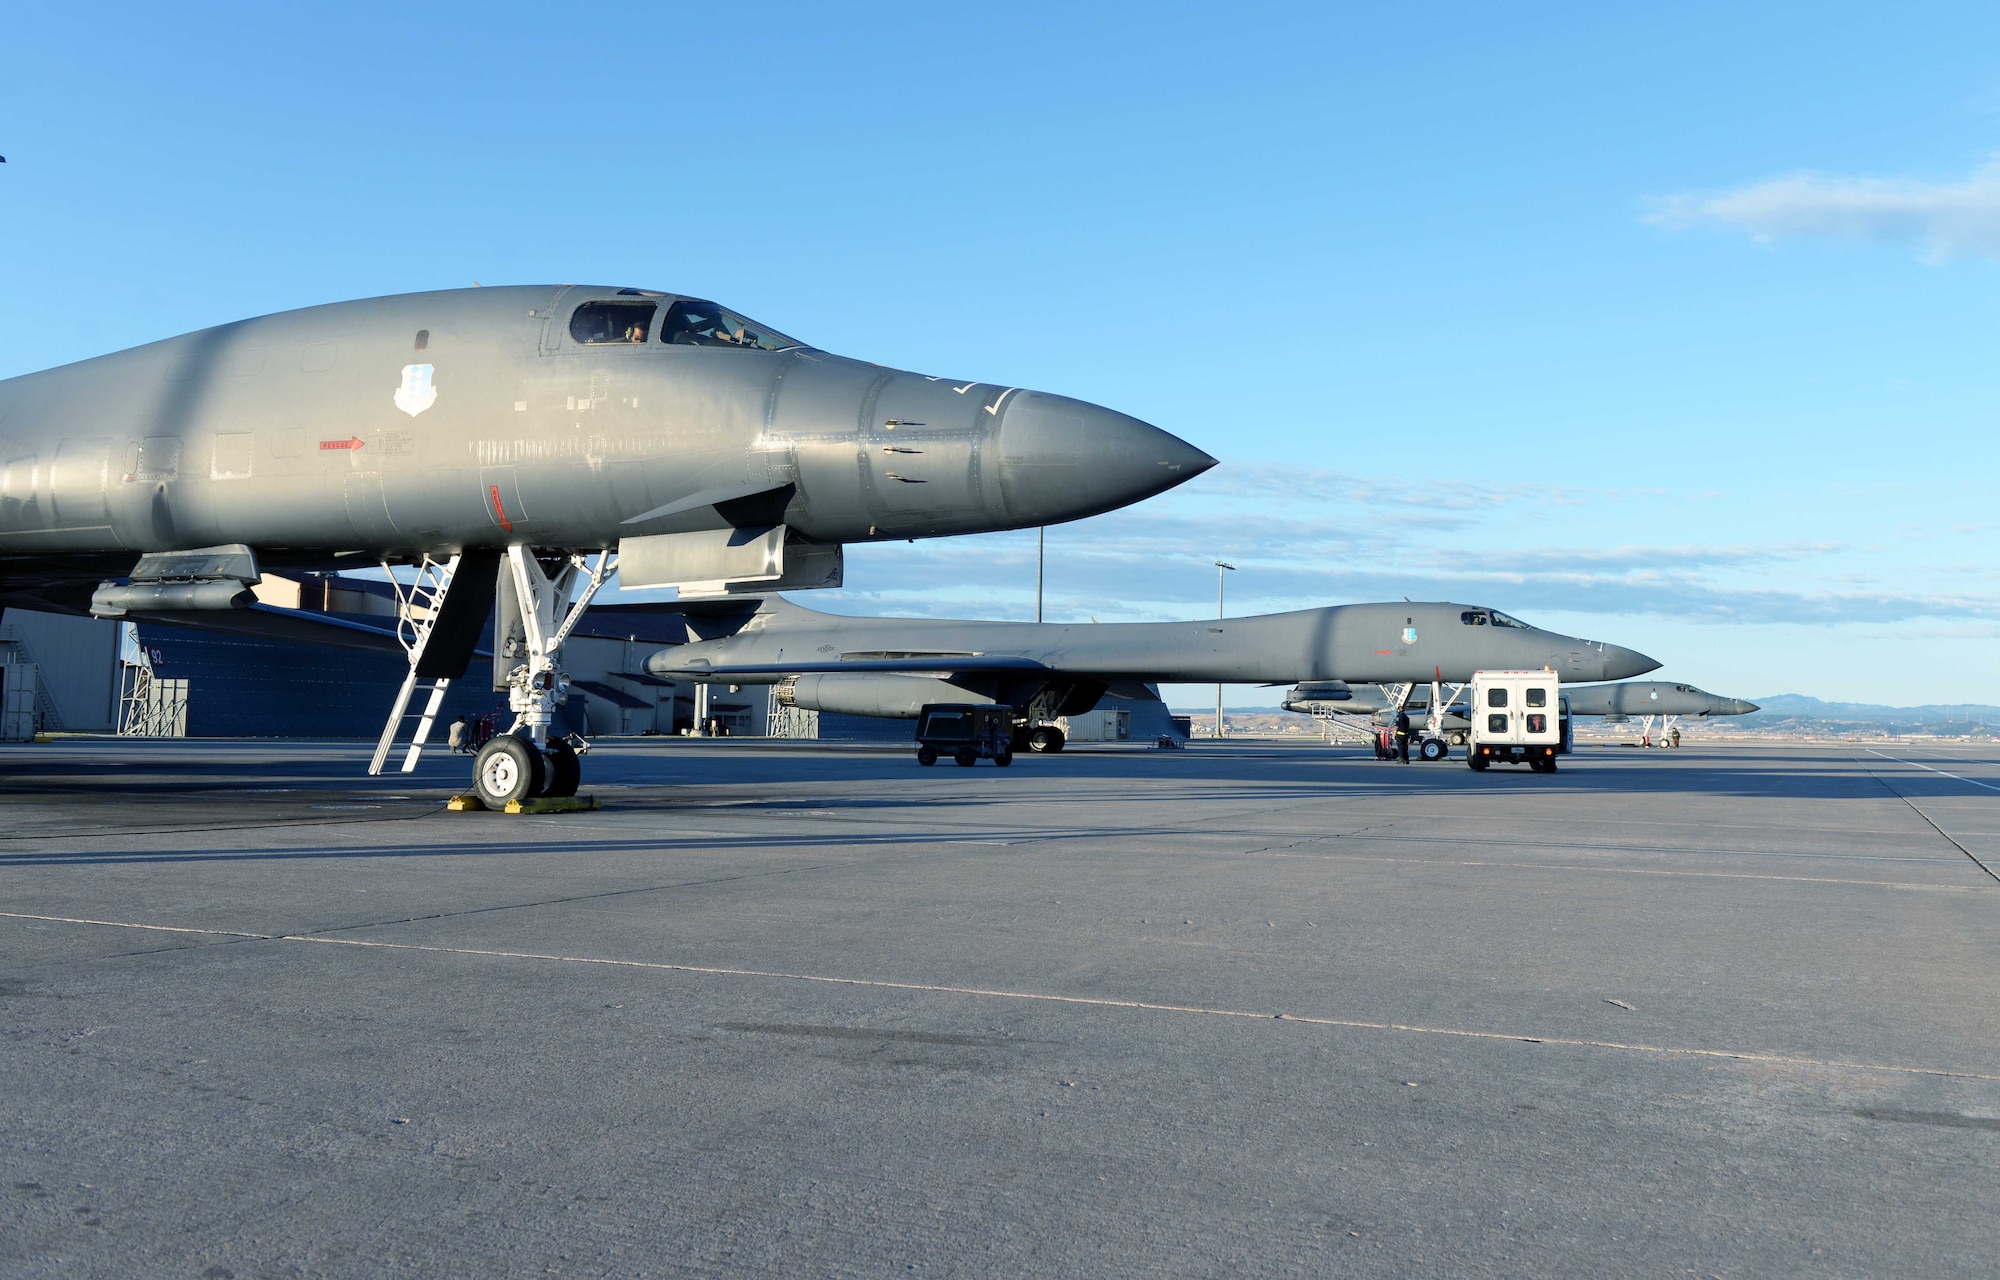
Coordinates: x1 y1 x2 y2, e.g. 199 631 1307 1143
1467 670 1565 772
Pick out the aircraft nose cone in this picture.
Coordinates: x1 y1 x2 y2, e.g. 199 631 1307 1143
1731 698 1760 714
993 391 1215 525
1601 644 1661 681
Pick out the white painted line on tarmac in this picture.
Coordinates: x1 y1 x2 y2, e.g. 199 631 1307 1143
12 908 1996 1080
1861 752 2000 883
0 910 271 938
1866 749 2000 793
276 934 2000 1081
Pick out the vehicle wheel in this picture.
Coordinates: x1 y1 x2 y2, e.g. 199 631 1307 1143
1420 739 1446 761
955 747 978 767
1468 755 1488 771
543 739 580 797
994 750 1013 767
917 745 938 766
474 733 544 806
1542 757 1558 772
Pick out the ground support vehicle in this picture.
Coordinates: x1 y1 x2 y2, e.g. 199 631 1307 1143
1467 670 1566 772
916 703 1016 767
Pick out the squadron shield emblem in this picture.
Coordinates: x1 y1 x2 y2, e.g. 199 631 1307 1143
393 363 437 417
1402 626 1418 645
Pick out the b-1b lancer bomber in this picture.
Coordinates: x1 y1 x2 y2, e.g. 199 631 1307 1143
0 285 1214 801
647 597 1658 752
1282 680 1758 721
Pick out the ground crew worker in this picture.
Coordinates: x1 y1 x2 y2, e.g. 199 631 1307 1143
1671 725 1682 749
447 715 468 754
1394 708 1411 764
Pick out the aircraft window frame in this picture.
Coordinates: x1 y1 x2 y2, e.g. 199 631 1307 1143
569 301 658 346
657 299 805 352
1488 610 1530 629
1460 610 1489 625
1526 688 1547 708
1487 688 1508 709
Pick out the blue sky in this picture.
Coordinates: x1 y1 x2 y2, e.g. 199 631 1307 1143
5 3 1998 704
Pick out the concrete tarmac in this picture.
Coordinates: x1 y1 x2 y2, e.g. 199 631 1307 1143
2 736 1996 1278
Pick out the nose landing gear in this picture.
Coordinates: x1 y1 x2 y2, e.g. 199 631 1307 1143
475 546 614 807
368 546 614 809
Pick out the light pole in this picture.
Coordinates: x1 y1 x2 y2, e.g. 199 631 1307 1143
1036 527 1044 624
1214 561 1236 739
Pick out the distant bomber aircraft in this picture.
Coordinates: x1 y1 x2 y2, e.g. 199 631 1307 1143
1282 680 1757 720
1283 679 1756 752
0 286 1214 802
647 598 1658 752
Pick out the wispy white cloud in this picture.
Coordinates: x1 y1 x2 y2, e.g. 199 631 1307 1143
1647 159 2000 261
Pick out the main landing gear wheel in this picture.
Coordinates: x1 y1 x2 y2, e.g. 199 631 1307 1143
955 747 979 767
543 739 580 797
1027 726 1066 753
995 750 1013 767
917 745 939 766
1420 739 1447 761
474 733 545 806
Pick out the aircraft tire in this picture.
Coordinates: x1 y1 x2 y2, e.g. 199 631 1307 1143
994 750 1013 767
1046 728 1065 753
474 734 544 806
917 745 938 766
544 740 580 797
955 747 978 767
1027 727 1055 753
1420 739 1446 761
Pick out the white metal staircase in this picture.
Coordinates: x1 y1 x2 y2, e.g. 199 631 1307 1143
369 555 462 775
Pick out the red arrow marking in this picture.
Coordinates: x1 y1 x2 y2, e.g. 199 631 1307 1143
489 485 514 532
319 436 366 451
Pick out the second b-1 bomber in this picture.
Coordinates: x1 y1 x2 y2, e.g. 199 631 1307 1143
1283 680 1759 722
647 597 1659 752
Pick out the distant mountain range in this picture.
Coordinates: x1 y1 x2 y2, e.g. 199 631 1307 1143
1740 695 2000 728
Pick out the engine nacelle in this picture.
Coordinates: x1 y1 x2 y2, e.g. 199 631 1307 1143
777 673 997 720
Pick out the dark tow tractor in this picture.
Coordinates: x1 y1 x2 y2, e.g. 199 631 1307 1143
915 703 1015 768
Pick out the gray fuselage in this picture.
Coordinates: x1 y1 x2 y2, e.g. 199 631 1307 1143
649 597 1658 704
0 286 1211 572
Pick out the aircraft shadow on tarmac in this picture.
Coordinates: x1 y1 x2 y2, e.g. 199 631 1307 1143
1 743 1986 869
1 740 1982 802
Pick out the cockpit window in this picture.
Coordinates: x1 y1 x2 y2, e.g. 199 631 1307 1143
1460 610 1489 625
1488 610 1529 629
570 302 656 345
659 299 803 351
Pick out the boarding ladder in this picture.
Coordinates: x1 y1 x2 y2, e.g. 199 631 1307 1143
1311 709 1379 746
369 554 461 775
